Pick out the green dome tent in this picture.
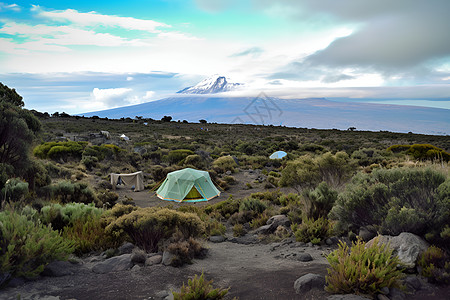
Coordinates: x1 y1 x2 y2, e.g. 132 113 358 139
156 168 220 202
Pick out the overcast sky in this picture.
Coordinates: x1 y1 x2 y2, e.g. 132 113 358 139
1 0 449 113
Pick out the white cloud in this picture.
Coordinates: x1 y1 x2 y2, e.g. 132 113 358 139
143 91 155 99
0 2 20 12
91 87 133 108
31 6 169 32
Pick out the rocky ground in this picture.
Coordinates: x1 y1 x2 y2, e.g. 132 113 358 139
2 233 449 300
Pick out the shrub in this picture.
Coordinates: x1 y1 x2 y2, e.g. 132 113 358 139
417 246 449 284
1 178 29 203
33 141 88 160
204 197 240 220
166 234 205 267
49 181 97 204
233 223 245 237
63 214 121 255
81 155 98 170
184 154 207 169
239 198 267 214
0 210 74 283
40 202 103 231
167 149 194 165
106 207 205 252
212 156 237 173
301 182 337 220
291 217 331 244
330 168 448 245
96 190 119 208
250 190 282 205
172 272 229 300
325 238 404 295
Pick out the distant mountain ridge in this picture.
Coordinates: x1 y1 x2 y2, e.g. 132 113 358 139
177 75 242 94
82 96 450 135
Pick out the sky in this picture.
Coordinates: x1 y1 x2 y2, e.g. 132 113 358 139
1 0 450 114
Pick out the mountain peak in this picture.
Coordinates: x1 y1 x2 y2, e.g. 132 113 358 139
177 75 243 94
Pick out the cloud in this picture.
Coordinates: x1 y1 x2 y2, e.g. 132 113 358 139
230 47 264 58
91 87 133 107
0 2 20 12
322 73 355 83
31 6 169 32
143 91 155 99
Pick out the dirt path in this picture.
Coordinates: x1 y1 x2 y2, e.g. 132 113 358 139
1 240 330 300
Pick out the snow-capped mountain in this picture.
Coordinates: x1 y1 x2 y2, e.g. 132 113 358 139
177 75 243 94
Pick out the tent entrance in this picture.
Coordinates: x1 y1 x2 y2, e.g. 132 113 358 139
184 186 203 200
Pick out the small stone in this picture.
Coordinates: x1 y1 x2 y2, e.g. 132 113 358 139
297 253 313 262
294 273 325 294
131 265 141 272
380 287 389 295
118 242 135 255
209 235 225 243
306 242 313 247
162 251 176 266
145 255 162 266
377 295 390 300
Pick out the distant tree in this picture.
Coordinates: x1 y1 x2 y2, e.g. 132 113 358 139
161 116 172 122
199 119 207 124
0 83 41 179
135 116 143 120
348 127 356 131
60 112 70 118
52 112 60 118
182 120 188 124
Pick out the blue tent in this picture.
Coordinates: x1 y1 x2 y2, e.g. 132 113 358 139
269 151 287 159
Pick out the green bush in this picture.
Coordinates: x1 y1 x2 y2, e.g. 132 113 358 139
387 144 450 162
167 149 195 165
1 178 28 203
40 202 103 231
81 155 98 170
33 141 88 160
0 210 74 283
330 168 448 245
184 154 207 169
63 214 121 255
301 182 337 220
325 238 404 295
166 233 205 267
232 223 245 237
212 155 237 173
291 217 331 244
204 196 240 219
172 272 229 300
239 197 267 214
106 207 205 252
417 246 450 284
49 181 97 204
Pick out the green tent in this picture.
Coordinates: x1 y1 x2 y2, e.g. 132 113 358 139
156 168 220 202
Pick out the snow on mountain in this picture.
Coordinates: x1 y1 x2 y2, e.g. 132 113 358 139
177 75 243 94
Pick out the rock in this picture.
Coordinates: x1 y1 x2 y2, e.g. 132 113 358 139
92 254 132 274
403 275 422 292
327 295 371 300
254 224 272 235
145 255 163 266
225 170 232 175
358 226 376 241
377 295 390 300
293 273 325 294
388 287 406 300
6 277 26 288
42 260 77 277
267 214 291 228
118 242 135 255
270 242 281 251
297 253 313 262
131 265 141 272
367 233 429 268
162 251 176 266
209 235 225 243
306 242 313 247
379 287 389 295
155 290 170 300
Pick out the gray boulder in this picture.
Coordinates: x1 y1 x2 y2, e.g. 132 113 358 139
209 235 226 243
42 260 77 277
118 242 135 254
297 253 313 262
92 254 132 274
294 273 325 294
145 255 163 266
162 251 176 266
267 215 291 228
367 233 429 268
254 224 272 235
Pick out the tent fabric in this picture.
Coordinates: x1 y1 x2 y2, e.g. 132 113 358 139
270 151 287 159
156 168 220 202
111 171 144 191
